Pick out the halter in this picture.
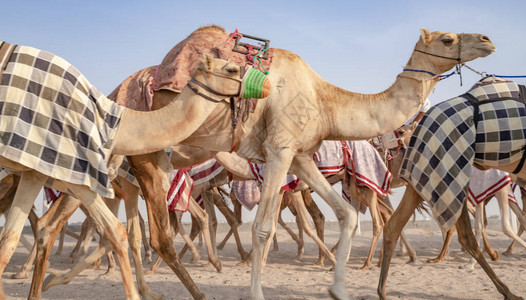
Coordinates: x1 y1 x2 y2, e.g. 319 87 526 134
187 65 248 103
403 33 465 84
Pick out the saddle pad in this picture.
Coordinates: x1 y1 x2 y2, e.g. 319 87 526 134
468 168 511 206
155 26 273 93
232 180 260 211
249 162 300 191
314 140 345 175
400 78 526 231
187 158 224 186
0 42 124 198
167 169 193 213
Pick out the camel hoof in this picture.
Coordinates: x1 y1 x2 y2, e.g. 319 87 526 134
488 251 499 261
43 273 62 291
144 269 157 276
502 250 513 257
328 284 350 300
99 269 116 278
210 259 222 272
359 264 370 270
236 260 250 267
10 271 29 279
313 259 324 266
141 290 164 300
426 258 443 264
190 254 201 263
217 244 226 251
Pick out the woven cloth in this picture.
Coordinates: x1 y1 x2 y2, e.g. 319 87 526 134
232 180 260 211
44 187 62 205
154 26 273 93
467 168 511 206
187 158 224 186
249 162 300 191
400 78 526 231
167 169 193 213
313 140 345 175
0 42 124 198
509 182 525 205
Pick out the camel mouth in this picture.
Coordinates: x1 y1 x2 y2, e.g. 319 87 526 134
477 44 497 56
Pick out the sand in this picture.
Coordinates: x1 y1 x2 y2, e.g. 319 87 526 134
3 220 526 299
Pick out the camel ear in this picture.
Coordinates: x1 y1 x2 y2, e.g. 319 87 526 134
419 28 433 44
199 53 214 71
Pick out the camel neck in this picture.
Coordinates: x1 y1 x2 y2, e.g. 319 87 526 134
319 73 439 141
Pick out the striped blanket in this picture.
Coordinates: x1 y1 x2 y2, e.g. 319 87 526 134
468 168 511 206
400 77 526 231
0 42 124 198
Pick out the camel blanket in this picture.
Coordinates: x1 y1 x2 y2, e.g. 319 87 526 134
400 78 526 231
187 158 224 186
0 42 124 198
167 169 193 213
509 182 525 205
232 180 261 211
154 26 273 93
467 168 511 206
249 162 300 191
314 140 345 175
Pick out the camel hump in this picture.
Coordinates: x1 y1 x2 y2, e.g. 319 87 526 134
154 26 273 93
109 66 158 111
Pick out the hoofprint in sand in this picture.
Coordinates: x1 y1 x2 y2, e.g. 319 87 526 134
3 220 525 299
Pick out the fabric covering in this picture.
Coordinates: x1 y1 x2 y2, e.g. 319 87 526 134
249 162 300 191
400 77 526 231
0 42 124 198
467 168 511 206
232 180 260 211
154 26 273 93
167 169 193 213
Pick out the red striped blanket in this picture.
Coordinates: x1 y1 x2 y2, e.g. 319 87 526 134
468 168 512 206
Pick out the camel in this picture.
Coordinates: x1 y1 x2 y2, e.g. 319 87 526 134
377 77 526 300
14 27 494 300
0 36 270 300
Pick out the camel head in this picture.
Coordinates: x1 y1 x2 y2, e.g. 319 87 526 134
189 54 271 101
411 29 496 74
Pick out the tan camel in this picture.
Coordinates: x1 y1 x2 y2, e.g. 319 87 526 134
128 28 494 300
377 78 526 299
0 40 269 300
16 27 493 300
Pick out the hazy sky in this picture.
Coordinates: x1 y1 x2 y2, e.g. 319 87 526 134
1 1 525 223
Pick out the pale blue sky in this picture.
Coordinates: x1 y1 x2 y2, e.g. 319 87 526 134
1 1 525 223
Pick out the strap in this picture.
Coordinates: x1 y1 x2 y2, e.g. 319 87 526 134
519 85 526 105
461 93 480 129
512 145 526 174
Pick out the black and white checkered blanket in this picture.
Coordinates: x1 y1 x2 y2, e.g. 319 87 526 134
0 42 124 197
400 77 526 230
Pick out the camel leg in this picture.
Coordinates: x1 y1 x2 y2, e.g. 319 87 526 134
217 191 240 250
378 186 421 300
175 212 201 262
121 180 163 300
481 202 499 261
178 214 201 260
128 152 205 300
291 155 357 300
200 192 222 271
463 202 485 270
249 149 295 300
139 212 153 263
504 191 526 256
381 195 417 261
302 190 326 265
496 187 526 251
54 223 67 256
68 214 95 263
11 209 40 279
213 189 248 260
277 211 302 256
284 200 301 255
289 190 335 264
427 227 456 263
28 194 82 300
0 171 47 300
504 202 526 256
455 201 520 300
358 188 382 270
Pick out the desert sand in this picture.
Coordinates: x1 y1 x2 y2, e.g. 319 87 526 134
3 219 526 299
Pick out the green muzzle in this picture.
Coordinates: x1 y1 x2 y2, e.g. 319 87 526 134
242 67 268 99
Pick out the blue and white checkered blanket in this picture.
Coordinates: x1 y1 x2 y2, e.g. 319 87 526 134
400 77 526 230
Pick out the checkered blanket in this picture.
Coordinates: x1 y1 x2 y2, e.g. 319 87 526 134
0 42 124 198
400 77 526 231
468 168 511 206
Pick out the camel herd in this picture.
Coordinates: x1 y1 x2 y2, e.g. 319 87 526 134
0 25 525 300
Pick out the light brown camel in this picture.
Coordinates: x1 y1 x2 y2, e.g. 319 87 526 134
124 28 494 300
16 27 493 300
0 42 268 300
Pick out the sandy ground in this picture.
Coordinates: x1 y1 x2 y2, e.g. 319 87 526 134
3 220 526 299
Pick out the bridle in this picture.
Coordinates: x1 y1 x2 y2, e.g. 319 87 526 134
403 33 465 84
187 65 248 103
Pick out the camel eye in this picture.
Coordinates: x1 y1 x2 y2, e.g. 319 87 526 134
225 66 238 75
442 38 454 46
